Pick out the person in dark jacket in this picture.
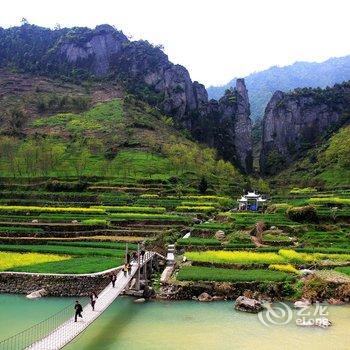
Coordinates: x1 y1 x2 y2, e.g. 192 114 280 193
74 301 83 322
126 252 131 264
111 273 117 288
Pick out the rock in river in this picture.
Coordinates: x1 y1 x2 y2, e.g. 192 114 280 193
198 292 213 302
234 296 263 313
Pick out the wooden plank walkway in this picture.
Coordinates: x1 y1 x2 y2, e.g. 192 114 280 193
26 252 155 350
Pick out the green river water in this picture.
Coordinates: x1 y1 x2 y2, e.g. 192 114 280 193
1 294 349 350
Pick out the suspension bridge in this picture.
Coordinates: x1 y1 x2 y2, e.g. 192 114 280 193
0 250 164 350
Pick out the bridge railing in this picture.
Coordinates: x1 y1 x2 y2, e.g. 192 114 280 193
0 252 158 350
0 298 88 350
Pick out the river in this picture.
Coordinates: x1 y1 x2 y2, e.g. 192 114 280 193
0 294 349 350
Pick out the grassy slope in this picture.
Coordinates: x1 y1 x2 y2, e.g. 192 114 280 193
271 124 350 189
0 69 201 181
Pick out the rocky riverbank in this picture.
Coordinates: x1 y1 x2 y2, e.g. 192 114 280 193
157 274 350 303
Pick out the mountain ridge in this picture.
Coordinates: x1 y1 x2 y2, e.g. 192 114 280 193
207 55 350 121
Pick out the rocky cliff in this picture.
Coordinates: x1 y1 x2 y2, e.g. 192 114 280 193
0 24 253 172
260 83 350 175
192 79 252 173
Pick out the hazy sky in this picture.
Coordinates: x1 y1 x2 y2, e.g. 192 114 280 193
2 0 350 86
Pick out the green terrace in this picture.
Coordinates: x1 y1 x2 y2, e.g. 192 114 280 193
0 241 135 274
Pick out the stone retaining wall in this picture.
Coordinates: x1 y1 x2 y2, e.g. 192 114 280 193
0 269 121 297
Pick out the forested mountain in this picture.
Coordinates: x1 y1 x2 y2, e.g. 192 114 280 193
0 23 252 173
207 56 350 121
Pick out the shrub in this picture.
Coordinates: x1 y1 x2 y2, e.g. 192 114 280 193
286 205 318 223
290 187 317 194
45 180 89 192
81 219 108 225
139 194 159 198
266 203 291 214
269 264 299 274
263 234 291 243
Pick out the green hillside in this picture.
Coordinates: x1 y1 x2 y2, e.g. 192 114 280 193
271 124 350 189
0 70 248 195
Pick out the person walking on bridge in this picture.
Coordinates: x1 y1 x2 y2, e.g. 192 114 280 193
141 249 145 263
111 273 117 288
90 292 98 311
123 264 128 277
74 301 83 322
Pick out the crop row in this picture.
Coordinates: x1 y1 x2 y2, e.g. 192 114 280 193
177 266 294 282
0 251 70 271
91 206 166 213
175 206 216 213
309 197 350 206
185 249 350 265
0 244 126 257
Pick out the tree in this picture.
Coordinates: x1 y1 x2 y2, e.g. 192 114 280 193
70 138 91 177
6 109 28 136
198 176 208 194
0 136 20 177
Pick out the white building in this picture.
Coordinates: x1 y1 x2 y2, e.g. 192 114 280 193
238 191 266 211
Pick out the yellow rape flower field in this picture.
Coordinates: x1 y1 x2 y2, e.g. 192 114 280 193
0 252 71 271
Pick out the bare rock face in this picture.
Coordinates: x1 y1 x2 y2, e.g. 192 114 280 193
192 80 253 172
260 83 350 175
59 25 128 78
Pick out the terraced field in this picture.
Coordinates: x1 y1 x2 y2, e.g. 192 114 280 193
1 182 349 284
174 188 350 286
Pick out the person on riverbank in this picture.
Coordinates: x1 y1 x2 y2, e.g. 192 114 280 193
111 273 117 288
90 292 98 311
74 301 83 322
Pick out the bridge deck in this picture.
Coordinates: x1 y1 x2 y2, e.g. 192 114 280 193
26 252 155 350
